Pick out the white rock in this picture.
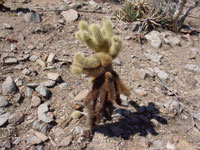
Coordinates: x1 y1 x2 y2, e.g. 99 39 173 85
47 73 60 81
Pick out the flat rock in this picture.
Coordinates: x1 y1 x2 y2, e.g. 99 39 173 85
0 108 6 116
154 68 169 81
47 53 55 63
4 23 13 29
29 55 39 62
58 82 68 89
27 82 39 88
47 73 60 81
22 68 31 76
38 103 53 123
59 135 73 147
24 12 42 23
144 49 163 64
134 69 153 80
168 36 181 46
134 89 148 96
41 80 56 88
0 112 10 127
2 76 18 95
26 136 42 145
36 59 46 68
25 87 33 99
164 100 182 115
35 84 50 98
32 120 51 134
184 64 200 73
32 130 48 142
193 112 200 121
74 90 89 101
31 94 41 108
13 93 22 103
61 9 78 22
145 30 162 48
120 94 128 106
5 58 18 64
8 111 24 125
0 96 9 107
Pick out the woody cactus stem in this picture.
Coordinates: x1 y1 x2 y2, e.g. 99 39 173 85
84 71 130 131
172 0 187 31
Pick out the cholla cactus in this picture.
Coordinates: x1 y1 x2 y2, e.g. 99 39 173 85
72 20 130 133
72 20 122 79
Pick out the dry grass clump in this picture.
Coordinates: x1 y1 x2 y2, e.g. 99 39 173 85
117 0 198 32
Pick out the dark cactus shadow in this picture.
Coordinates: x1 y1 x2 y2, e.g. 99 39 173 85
94 100 167 140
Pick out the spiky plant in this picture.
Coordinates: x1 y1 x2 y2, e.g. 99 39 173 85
72 20 130 133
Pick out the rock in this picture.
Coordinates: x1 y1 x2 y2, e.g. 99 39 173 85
47 53 55 63
4 23 13 30
13 137 21 145
31 94 41 107
26 136 42 145
29 55 39 62
24 12 42 23
35 84 50 98
23 54 30 60
144 49 163 64
138 137 151 148
11 44 17 52
0 96 8 107
194 75 200 85
47 73 60 81
38 103 53 123
125 36 132 40
8 111 24 125
193 112 200 121
0 112 10 127
36 59 46 68
145 31 162 48
2 76 18 95
174 138 194 150
0 108 6 116
27 83 39 88
120 94 128 106
168 36 181 46
134 89 148 96
15 64 25 70
187 48 198 59
58 82 68 89
41 80 56 88
5 58 18 65
61 9 79 22
25 87 34 99
164 100 182 115
59 135 73 147
113 58 121 66
134 69 153 80
184 64 200 73
166 141 175 150
111 126 124 136
28 45 36 50
74 90 89 101
22 68 31 76
13 93 22 103
153 140 164 149
154 68 169 81
33 120 51 134
71 111 82 119
3 139 11 149
32 130 48 142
